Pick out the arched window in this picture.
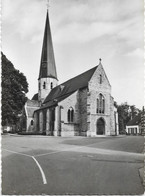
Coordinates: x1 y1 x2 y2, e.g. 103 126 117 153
43 82 46 89
100 74 102 84
96 94 105 114
31 120 34 126
51 82 53 89
67 107 74 123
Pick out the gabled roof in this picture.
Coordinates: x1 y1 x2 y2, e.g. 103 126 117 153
32 93 38 101
26 107 38 117
25 99 40 117
39 11 57 80
42 65 98 108
127 114 141 126
26 99 39 107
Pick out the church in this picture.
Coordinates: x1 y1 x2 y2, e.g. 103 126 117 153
20 10 119 137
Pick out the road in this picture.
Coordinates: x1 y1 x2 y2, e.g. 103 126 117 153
2 135 144 195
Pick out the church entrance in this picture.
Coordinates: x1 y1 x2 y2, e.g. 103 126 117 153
97 118 105 135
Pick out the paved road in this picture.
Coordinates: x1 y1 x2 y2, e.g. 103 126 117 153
2 135 144 195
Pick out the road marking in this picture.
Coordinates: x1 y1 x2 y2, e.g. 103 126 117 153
32 156 47 185
34 144 144 159
33 143 108 157
2 148 47 185
34 150 62 157
34 144 99 157
2 148 32 157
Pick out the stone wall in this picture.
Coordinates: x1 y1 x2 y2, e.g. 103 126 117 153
26 117 34 132
78 88 88 135
87 63 115 136
59 91 80 136
38 77 58 103
110 96 116 135
61 123 76 137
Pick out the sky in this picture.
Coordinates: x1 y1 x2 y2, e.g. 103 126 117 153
2 0 144 109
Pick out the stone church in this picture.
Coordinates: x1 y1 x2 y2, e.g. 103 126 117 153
21 10 119 137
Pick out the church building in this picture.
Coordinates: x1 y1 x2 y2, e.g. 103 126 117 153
21 10 119 137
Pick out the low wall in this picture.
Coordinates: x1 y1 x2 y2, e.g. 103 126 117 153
61 123 75 137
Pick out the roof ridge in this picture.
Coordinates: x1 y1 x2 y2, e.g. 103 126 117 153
60 65 98 86
43 65 98 104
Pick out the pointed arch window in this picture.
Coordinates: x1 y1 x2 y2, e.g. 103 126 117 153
97 94 105 114
43 82 46 89
68 107 74 123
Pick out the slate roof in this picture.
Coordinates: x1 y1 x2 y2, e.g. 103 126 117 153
127 114 141 126
41 65 98 108
39 11 57 80
32 93 38 101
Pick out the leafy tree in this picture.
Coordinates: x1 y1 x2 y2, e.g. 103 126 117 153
130 105 140 119
117 102 140 134
2 52 28 127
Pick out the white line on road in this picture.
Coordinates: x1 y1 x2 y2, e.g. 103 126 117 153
34 150 61 157
2 148 47 185
2 148 32 157
32 156 47 185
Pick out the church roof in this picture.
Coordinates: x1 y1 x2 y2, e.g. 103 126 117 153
39 11 57 80
127 114 141 126
42 65 98 108
32 93 38 101
25 99 40 117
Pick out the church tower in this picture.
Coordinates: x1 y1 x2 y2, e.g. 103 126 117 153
38 10 58 103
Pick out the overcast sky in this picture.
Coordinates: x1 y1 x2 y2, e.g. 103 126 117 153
2 0 144 109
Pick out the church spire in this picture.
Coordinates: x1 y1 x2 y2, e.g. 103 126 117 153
39 10 57 80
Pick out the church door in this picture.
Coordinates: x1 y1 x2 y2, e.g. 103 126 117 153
97 118 105 135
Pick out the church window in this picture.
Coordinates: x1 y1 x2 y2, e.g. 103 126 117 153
100 74 102 84
31 120 34 126
68 107 74 123
43 82 46 89
97 94 105 114
39 83 41 90
51 82 53 89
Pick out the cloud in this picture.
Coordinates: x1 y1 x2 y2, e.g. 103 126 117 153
52 0 143 46
2 0 45 40
54 21 118 43
2 0 143 45
125 48 144 58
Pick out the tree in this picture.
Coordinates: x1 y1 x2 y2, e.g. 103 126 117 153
129 105 140 119
117 102 140 134
2 52 28 127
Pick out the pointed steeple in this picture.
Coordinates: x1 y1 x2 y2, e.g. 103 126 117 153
39 10 57 80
